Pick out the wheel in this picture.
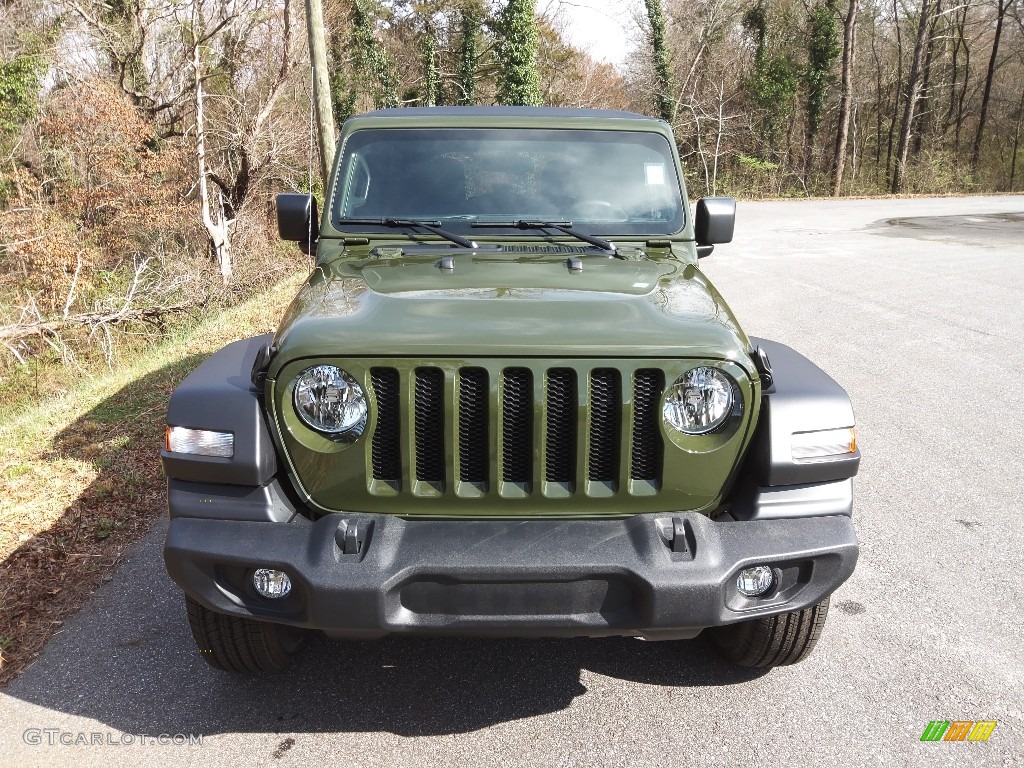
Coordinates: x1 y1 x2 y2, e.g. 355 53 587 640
708 597 831 668
570 199 629 220
185 595 305 674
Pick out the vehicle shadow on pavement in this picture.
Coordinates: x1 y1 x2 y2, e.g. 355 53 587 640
0 355 207 687
3 515 766 737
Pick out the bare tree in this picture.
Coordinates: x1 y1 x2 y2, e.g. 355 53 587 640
944 1 973 149
832 0 857 195
192 23 233 283
0 253 189 365
892 0 934 193
972 0 1010 169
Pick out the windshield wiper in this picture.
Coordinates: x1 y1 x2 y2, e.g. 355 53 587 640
340 218 475 249
472 220 620 257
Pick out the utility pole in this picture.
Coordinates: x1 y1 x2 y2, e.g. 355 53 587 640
305 0 336 189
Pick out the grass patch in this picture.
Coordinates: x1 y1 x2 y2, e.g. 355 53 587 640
0 271 305 686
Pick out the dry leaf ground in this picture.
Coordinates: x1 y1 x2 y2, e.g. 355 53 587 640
0 272 304 686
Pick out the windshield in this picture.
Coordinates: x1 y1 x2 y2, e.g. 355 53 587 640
333 127 685 237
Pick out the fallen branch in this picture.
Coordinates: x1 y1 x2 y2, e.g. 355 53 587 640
0 303 191 345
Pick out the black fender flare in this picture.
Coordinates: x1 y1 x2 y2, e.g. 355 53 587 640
161 335 277 486
746 337 860 488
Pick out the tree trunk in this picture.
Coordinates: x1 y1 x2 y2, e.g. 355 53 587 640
912 4 939 156
495 0 543 106
891 0 932 194
886 0 903 186
712 82 726 196
1010 88 1024 191
305 0 337 188
832 0 857 195
644 0 677 123
944 2 970 142
194 41 233 284
458 4 480 105
871 21 883 179
971 0 1008 170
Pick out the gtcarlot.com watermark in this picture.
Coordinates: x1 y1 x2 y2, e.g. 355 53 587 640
23 729 203 747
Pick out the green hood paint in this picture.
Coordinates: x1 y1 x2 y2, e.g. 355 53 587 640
269 252 753 376
262 107 760 518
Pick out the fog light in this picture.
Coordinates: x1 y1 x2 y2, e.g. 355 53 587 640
252 568 292 599
736 565 775 597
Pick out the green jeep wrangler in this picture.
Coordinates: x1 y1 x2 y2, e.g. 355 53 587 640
162 107 860 674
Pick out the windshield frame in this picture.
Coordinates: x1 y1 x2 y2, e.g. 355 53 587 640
329 126 687 239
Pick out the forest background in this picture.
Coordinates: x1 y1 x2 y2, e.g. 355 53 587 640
1 0 1022 395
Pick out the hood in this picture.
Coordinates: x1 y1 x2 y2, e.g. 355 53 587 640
269 253 753 375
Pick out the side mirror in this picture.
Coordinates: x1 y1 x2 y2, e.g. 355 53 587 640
276 193 319 244
694 197 736 258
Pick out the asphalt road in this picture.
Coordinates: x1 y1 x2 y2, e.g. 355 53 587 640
2 195 1022 767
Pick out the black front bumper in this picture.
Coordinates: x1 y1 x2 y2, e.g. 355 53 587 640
164 508 858 640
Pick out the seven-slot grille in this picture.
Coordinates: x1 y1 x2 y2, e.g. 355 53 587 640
368 364 665 497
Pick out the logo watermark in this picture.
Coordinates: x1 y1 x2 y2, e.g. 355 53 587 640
23 729 203 747
920 721 997 742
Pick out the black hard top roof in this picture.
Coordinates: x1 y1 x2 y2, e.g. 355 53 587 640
355 106 655 121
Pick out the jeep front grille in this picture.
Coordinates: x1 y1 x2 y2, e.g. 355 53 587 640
587 369 621 484
458 367 489 485
368 363 664 498
369 368 401 482
413 368 445 483
544 369 576 484
630 369 664 482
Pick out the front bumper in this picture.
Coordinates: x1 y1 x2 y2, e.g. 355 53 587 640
164 507 858 640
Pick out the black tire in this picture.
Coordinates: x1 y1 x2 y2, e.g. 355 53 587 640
185 595 305 674
709 597 831 668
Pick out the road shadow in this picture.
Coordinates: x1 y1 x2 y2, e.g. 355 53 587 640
3 514 766 737
2 351 767 737
0 355 206 686
871 211 1024 244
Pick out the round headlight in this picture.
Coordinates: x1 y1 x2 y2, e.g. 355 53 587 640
293 365 367 436
663 367 737 434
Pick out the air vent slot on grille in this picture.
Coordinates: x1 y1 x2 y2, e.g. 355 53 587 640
630 369 664 482
370 368 401 484
458 368 489 485
414 368 445 484
588 369 621 482
501 368 533 487
545 369 577 484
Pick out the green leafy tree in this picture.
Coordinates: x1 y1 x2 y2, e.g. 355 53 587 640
494 0 542 106
742 2 799 145
1 19 60 155
0 52 44 143
643 0 676 122
328 26 358 128
457 2 481 105
804 0 841 173
422 27 440 106
350 0 400 110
